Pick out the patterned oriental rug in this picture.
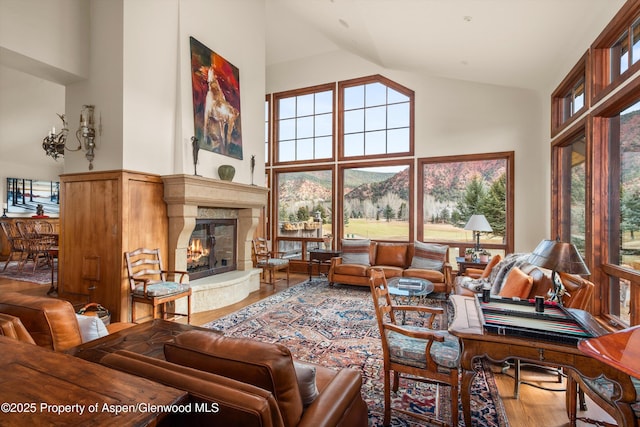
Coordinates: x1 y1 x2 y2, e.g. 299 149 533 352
0 260 54 285
205 280 510 427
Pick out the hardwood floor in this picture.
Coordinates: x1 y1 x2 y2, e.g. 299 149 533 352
0 273 614 427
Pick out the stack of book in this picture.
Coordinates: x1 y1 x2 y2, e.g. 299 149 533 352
397 278 424 290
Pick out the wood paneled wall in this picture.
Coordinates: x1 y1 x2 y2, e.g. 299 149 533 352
59 170 168 322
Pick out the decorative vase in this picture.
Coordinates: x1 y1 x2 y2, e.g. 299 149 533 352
218 165 235 181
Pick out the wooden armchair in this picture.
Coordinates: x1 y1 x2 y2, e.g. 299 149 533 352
252 238 289 285
369 268 460 426
0 221 27 271
15 220 52 273
124 248 192 324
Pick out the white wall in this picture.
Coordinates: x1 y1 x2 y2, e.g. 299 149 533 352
267 50 548 251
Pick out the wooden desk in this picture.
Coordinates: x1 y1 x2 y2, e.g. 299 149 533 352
308 249 340 279
448 295 635 427
0 335 187 426
68 318 219 363
578 325 640 379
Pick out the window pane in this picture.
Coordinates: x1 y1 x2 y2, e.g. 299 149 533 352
387 128 410 152
365 82 386 107
343 165 410 240
388 87 409 103
421 159 507 247
388 103 410 128
315 90 333 114
277 170 333 245
632 18 640 65
558 135 587 256
279 140 295 162
279 119 296 140
344 85 364 110
608 100 640 324
344 109 364 133
365 131 386 155
297 116 313 138
365 106 386 131
315 136 332 158
279 98 295 119
297 94 314 116
315 113 332 137
344 133 364 157
297 138 314 161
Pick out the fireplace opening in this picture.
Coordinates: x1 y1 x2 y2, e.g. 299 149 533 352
187 218 237 279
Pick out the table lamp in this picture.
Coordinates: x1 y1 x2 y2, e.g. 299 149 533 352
464 214 493 252
527 238 590 304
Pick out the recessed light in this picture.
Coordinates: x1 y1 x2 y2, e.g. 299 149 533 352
463 16 472 22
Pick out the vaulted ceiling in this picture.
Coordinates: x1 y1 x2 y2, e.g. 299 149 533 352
265 0 626 91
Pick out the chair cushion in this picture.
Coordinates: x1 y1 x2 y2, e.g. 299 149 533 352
258 258 289 267
410 242 448 270
498 267 533 299
341 239 371 266
332 263 369 276
581 376 640 418
386 326 460 369
133 281 190 297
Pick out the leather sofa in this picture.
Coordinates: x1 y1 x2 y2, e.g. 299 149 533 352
329 241 453 295
101 330 368 427
0 293 368 427
455 253 594 309
0 292 131 351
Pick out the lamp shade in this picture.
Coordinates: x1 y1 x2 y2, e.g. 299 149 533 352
527 239 590 275
464 214 493 232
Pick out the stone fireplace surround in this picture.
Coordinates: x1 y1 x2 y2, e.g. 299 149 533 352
162 174 269 313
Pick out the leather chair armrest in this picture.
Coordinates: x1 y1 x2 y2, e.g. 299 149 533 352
0 313 36 345
298 368 366 427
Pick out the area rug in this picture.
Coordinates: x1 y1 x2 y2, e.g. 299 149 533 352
204 279 510 427
0 260 54 285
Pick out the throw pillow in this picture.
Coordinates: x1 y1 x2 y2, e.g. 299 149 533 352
498 267 534 299
341 239 371 266
293 361 319 406
410 241 448 270
75 314 109 342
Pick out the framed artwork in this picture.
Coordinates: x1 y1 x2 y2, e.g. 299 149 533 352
190 36 243 159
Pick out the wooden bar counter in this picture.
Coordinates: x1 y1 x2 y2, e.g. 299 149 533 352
0 335 187 426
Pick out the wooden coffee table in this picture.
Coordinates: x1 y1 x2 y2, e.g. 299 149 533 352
67 318 219 363
0 335 187 426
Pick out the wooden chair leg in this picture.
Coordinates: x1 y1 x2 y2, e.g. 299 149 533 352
187 295 191 324
384 368 392 426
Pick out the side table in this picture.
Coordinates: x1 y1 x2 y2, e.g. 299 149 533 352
456 257 489 276
308 249 341 280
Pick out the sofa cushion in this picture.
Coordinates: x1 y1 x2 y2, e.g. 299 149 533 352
375 243 408 268
498 267 534 299
75 314 109 342
332 263 369 277
403 268 445 283
340 239 371 266
165 330 303 427
410 241 448 270
293 361 319 406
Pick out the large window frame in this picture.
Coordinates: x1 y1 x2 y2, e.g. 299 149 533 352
551 52 589 137
553 0 640 327
338 74 414 161
417 152 514 259
273 83 335 165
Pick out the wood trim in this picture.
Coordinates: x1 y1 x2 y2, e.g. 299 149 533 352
550 51 589 138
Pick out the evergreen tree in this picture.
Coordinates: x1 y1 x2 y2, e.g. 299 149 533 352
454 176 485 226
482 173 506 237
384 204 395 222
622 189 640 239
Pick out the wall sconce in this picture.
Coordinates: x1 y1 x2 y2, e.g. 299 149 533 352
42 104 98 170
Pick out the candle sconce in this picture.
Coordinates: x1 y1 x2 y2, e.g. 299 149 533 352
42 104 99 170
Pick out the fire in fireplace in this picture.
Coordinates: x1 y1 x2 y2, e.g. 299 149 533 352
187 218 237 279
